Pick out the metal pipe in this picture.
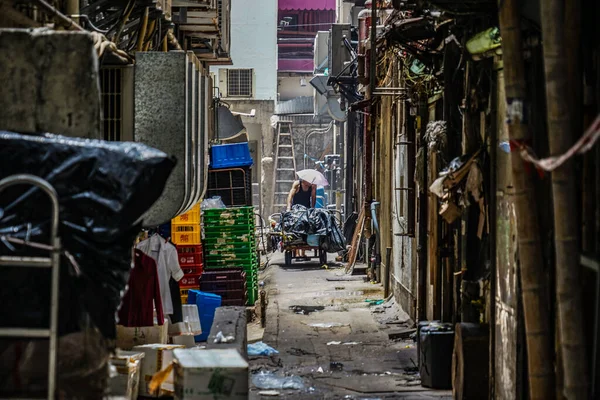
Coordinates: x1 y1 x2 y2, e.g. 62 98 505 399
30 0 84 31
370 201 380 236
303 122 334 169
384 247 391 298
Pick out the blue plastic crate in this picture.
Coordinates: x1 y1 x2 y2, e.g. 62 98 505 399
187 289 222 342
210 143 254 169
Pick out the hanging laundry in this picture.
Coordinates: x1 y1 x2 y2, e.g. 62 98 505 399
118 249 164 327
137 234 184 315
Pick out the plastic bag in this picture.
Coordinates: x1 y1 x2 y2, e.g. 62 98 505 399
252 371 304 390
201 196 226 210
281 205 346 253
248 341 279 356
0 132 175 339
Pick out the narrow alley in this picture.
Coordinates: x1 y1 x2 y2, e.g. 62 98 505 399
248 255 452 399
1 0 599 399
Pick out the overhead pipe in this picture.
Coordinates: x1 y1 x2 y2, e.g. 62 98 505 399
30 0 84 31
136 7 149 51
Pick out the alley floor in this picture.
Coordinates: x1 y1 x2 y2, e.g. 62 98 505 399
248 253 452 399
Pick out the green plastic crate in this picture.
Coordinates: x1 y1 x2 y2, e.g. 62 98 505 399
203 213 254 224
246 287 259 305
203 207 254 216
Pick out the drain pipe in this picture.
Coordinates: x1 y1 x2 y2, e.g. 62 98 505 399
370 201 381 282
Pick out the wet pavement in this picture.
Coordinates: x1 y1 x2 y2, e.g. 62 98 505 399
249 253 452 399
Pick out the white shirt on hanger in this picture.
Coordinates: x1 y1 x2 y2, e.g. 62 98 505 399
136 234 184 315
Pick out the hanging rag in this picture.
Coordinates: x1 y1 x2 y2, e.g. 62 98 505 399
118 249 164 327
465 161 486 239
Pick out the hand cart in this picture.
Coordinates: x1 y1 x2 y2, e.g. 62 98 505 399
269 211 329 267
0 174 61 399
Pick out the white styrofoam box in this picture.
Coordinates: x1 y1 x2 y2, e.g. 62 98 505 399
172 335 196 348
108 351 145 399
173 349 249 400
132 344 185 397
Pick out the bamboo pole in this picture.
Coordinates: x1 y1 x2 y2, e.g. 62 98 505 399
540 0 590 398
497 1 555 398
136 7 149 52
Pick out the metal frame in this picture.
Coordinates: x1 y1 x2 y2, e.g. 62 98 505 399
0 174 61 399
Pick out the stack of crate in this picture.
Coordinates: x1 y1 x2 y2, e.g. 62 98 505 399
202 206 258 305
171 204 203 304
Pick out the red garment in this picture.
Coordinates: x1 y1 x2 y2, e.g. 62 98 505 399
118 249 164 327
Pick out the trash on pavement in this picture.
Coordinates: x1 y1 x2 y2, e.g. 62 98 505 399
365 299 385 305
330 362 344 371
259 390 281 396
327 341 342 345
252 371 305 390
307 322 349 328
248 341 279 356
213 331 235 343
317 367 324 373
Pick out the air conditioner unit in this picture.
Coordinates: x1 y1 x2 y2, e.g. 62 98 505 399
328 24 351 77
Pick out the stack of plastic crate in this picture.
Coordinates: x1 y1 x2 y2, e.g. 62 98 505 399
202 206 258 305
171 204 203 304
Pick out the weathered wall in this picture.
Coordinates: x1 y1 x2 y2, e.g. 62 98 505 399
0 29 101 138
211 0 277 100
277 74 314 101
392 98 417 319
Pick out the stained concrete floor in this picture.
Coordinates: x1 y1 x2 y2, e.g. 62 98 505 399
249 253 452 400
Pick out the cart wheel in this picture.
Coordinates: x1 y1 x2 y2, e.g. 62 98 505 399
319 249 327 265
285 251 292 266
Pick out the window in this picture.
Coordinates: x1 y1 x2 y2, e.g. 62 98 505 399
227 69 253 97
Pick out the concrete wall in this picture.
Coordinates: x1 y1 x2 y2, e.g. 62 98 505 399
211 0 277 100
278 74 314 101
0 29 101 138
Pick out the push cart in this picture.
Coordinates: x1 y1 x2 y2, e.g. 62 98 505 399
0 174 61 399
268 211 331 267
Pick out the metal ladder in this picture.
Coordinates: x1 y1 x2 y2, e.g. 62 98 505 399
271 121 297 214
0 174 61 399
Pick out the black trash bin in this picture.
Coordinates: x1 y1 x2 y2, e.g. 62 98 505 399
419 322 455 389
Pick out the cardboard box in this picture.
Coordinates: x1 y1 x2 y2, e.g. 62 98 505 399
116 322 169 350
173 349 249 400
133 344 185 398
108 351 145 399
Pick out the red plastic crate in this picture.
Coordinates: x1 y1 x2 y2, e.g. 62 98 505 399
180 273 202 287
177 244 204 267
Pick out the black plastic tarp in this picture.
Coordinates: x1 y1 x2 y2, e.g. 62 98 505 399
280 205 346 253
0 132 175 339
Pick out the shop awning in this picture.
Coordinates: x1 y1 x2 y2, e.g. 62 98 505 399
278 58 314 72
279 0 335 10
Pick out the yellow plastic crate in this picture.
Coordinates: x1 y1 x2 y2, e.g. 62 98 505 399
181 295 188 305
172 230 201 245
171 222 201 245
172 204 200 224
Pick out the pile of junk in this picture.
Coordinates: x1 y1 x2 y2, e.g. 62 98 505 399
0 131 175 398
270 205 346 266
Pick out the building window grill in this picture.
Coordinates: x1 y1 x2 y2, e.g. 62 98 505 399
227 69 253 97
100 68 122 142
